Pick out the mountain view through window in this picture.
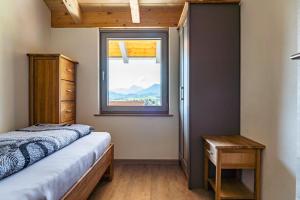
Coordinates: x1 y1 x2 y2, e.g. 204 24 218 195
107 39 162 106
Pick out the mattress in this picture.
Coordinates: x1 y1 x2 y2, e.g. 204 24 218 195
0 132 111 200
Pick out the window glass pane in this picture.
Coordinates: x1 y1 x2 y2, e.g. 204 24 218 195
107 39 162 106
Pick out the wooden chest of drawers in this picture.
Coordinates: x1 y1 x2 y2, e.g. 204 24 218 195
28 54 78 125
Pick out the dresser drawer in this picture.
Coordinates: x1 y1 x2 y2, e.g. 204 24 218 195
60 80 75 101
60 102 75 123
60 59 75 82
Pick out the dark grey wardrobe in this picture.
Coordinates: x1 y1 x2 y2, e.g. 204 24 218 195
179 3 240 189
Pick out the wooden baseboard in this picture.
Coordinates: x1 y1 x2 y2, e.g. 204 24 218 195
114 159 180 165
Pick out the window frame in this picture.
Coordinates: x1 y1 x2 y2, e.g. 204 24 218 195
99 29 169 115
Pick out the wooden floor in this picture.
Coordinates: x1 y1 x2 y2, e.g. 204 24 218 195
89 163 213 200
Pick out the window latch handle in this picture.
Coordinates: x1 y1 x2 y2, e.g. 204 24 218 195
102 71 105 81
180 86 184 101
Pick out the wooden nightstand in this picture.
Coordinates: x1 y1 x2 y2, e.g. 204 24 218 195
203 135 265 200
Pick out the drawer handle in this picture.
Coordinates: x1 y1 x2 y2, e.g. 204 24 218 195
65 110 73 113
66 69 73 73
66 89 73 93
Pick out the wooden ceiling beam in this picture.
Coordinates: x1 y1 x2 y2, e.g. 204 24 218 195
62 0 82 23
177 2 188 28
130 0 140 23
51 6 183 27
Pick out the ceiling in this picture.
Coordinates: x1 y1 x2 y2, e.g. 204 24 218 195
43 0 239 28
44 0 184 27
76 0 185 6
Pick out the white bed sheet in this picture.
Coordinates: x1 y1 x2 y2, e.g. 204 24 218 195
0 132 111 200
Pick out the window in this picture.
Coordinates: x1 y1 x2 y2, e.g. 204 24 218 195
100 30 169 115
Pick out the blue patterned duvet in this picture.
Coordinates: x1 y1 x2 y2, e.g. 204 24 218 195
0 124 93 180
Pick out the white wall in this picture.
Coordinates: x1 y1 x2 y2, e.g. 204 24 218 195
241 0 298 199
0 0 51 132
50 28 179 159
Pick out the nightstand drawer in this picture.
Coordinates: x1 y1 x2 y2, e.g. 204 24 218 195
220 149 256 169
204 141 217 164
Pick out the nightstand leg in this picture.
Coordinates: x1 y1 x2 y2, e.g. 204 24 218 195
204 154 208 190
215 151 221 200
255 150 261 200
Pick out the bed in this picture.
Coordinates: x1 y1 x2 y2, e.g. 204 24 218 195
0 131 114 200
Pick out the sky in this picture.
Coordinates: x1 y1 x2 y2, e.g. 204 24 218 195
108 58 161 91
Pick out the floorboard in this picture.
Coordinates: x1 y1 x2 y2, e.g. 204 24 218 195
89 163 213 200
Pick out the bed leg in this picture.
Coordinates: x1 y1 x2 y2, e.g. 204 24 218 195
104 144 114 181
105 162 114 181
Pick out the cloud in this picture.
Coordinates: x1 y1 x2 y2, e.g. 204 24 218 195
134 76 146 87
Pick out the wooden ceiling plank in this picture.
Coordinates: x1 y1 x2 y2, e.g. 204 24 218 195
129 0 140 23
77 0 184 4
62 0 82 23
51 6 183 27
46 0 241 28
77 0 239 4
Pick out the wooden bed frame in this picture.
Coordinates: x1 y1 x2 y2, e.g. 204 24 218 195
62 144 114 200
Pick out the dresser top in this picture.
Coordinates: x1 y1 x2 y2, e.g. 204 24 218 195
202 135 265 149
27 53 78 64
